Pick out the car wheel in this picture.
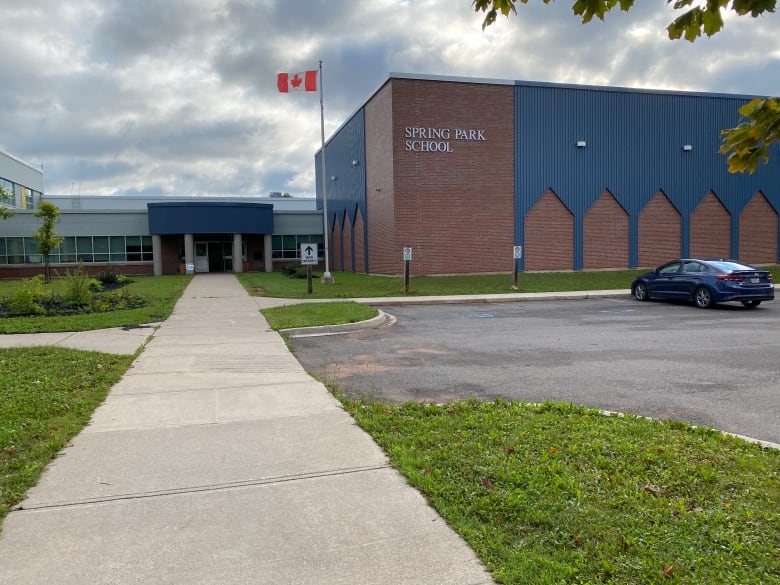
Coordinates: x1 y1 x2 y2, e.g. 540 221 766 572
741 300 761 308
632 282 649 301
694 286 714 309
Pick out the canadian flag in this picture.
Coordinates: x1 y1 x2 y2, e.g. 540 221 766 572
277 70 317 93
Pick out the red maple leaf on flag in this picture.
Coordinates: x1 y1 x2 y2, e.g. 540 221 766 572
290 74 303 89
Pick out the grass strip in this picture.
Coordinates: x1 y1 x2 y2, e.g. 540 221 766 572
0 347 134 524
342 397 780 585
239 266 780 299
261 301 378 330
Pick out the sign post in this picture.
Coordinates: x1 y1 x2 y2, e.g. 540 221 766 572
402 246 412 293
512 245 522 290
301 243 318 294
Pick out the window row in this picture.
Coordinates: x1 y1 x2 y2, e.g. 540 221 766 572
0 236 154 265
0 176 40 209
271 234 325 260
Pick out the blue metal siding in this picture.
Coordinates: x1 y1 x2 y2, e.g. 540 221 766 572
515 84 780 269
315 107 368 269
147 202 273 235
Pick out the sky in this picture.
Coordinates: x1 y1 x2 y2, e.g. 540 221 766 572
1 0 778 198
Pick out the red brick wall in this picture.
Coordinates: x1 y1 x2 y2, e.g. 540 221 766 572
583 191 629 269
0 263 154 280
524 190 574 270
245 235 266 272
364 82 397 274
333 214 344 272
690 192 731 258
161 236 181 274
354 207 366 273
343 210 354 272
365 78 515 275
739 192 777 265
638 191 681 267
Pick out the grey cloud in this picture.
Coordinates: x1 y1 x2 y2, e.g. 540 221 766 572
1 0 778 197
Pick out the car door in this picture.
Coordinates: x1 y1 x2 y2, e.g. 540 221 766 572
675 261 708 299
647 261 682 298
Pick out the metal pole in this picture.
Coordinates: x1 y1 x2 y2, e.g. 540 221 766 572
319 60 334 284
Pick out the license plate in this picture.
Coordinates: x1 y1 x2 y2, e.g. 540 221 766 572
750 277 760 284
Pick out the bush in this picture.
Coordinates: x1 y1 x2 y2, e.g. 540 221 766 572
282 262 310 279
96 270 119 284
10 276 46 315
63 264 96 308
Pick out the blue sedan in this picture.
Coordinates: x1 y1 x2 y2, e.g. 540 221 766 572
631 259 774 309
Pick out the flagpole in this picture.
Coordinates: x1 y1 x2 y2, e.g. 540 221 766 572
319 59 334 284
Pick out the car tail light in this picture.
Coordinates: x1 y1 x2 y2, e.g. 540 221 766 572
716 274 744 281
768 273 774 282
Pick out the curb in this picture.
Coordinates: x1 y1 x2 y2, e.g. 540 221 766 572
279 309 392 338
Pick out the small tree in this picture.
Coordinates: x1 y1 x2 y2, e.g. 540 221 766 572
32 201 64 283
0 186 14 219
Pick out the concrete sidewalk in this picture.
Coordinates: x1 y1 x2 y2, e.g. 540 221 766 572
0 274 494 585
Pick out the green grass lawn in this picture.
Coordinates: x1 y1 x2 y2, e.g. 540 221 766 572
0 347 134 524
0 275 191 333
344 398 780 585
237 269 644 299
238 266 780 300
262 301 377 330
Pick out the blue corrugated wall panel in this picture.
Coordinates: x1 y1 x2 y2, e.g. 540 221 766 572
315 108 367 270
515 83 780 270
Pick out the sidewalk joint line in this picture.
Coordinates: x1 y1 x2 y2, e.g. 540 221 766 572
14 464 392 512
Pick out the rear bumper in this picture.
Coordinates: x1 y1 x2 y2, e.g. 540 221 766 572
716 287 775 302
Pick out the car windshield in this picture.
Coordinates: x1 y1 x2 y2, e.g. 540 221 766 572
708 261 758 272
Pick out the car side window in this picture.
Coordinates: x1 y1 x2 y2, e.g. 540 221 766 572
683 262 703 273
659 262 681 274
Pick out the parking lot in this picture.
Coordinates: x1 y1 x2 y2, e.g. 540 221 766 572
291 297 780 445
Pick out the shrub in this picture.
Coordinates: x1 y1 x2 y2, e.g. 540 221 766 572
10 276 46 315
282 262 310 279
96 270 119 285
63 264 96 308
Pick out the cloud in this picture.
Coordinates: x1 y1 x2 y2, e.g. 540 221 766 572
0 0 777 197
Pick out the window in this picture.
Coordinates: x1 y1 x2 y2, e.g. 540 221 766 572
110 236 126 261
142 236 153 261
0 235 155 265
6 238 24 264
272 234 324 260
58 237 77 262
77 236 94 262
93 236 110 262
126 236 142 261
0 178 13 207
22 187 33 210
24 238 42 263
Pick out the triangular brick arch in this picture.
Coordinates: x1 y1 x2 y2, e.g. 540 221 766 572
524 189 574 270
638 190 681 267
739 191 778 264
583 189 629 269
690 191 730 259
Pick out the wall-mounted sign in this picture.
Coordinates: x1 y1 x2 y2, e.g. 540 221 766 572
404 127 486 153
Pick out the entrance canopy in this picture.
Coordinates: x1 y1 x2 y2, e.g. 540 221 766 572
147 201 274 234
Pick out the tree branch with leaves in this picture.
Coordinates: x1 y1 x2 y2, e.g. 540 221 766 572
473 0 779 173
